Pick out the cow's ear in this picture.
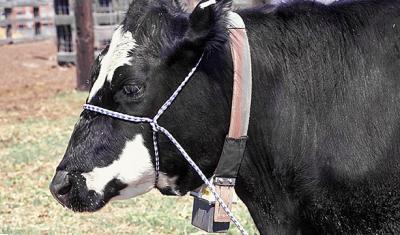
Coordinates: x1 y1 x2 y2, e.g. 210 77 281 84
167 0 232 65
187 0 232 51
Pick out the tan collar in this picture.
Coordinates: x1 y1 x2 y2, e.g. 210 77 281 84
227 12 252 139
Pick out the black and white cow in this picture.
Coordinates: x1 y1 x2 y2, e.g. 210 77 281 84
50 0 400 234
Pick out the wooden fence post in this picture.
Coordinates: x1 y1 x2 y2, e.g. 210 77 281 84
74 0 94 91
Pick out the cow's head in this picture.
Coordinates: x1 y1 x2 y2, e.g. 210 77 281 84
50 0 233 212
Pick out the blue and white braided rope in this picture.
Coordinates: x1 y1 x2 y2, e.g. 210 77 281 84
157 126 249 235
82 55 248 235
84 104 248 235
153 54 204 122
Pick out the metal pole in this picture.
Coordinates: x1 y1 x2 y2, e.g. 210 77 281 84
74 0 95 91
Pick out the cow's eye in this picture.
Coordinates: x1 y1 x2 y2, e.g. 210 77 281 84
122 84 144 99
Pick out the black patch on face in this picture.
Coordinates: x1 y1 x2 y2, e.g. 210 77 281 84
60 172 127 212
112 65 147 104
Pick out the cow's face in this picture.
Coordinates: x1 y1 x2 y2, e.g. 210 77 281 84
50 0 232 212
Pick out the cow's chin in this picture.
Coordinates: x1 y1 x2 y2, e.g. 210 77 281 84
52 188 107 212
55 177 127 212
63 190 107 213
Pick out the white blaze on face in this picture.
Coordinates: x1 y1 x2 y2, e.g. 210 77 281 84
82 135 155 199
88 25 138 102
157 173 180 195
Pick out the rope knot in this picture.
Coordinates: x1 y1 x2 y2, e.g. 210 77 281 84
150 120 159 132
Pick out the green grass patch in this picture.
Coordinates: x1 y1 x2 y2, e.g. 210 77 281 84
0 117 77 165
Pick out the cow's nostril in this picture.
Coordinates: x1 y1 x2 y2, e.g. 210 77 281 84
50 171 72 201
57 182 72 196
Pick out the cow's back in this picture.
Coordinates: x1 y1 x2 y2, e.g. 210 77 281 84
238 0 400 233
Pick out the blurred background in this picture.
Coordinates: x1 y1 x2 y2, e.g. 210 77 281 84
0 0 328 234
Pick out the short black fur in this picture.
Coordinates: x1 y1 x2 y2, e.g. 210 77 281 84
52 0 400 234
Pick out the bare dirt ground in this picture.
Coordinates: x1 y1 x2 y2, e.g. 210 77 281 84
0 40 77 124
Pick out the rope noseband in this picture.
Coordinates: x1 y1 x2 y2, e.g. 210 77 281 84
84 54 203 188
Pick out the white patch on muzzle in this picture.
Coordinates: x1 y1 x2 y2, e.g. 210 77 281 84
88 25 137 102
82 135 155 199
157 173 180 195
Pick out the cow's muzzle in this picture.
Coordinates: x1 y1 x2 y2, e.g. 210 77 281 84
49 170 72 206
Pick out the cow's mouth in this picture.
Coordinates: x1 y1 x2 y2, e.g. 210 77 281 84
49 171 123 212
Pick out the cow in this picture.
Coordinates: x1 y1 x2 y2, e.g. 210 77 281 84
49 0 400 234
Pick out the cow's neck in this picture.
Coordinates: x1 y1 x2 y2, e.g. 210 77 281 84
209 43 279 233
230 13 303 233
235 122 298 234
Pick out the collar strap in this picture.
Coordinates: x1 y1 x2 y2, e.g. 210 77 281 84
226 12 252 139
213 12 252 181
212 12 252 224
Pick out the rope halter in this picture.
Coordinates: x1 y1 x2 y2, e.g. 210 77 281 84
83 54 249 235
